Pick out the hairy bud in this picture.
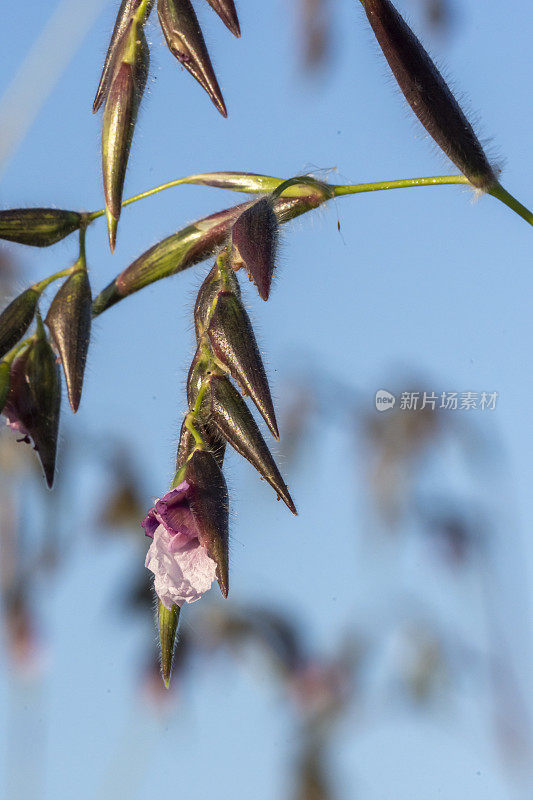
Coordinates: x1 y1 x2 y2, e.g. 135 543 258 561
0 209 81 247
102 21 149 250
45 269 92 412
205 0 240 37
207 291 279 438
231 198 278 300
0 288 40 360
207 375 296 514
158 601 180 689
183 448 230 597
158 0 227 116
4 336 61 487
361 0 496 190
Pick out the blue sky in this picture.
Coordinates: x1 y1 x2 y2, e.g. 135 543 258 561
0 1 532 799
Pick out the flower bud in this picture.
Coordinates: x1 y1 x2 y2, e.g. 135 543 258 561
361 0 496 190
93 0 154 113
183 448 229 597
102 21 149 250
0 209 81 247
231 198 278 300
45 269 92 412
158 600 180 689
207 291 279 438
205 0 240 37
3 336 61 487
207 374 296 514
158 0 227 116
0 288 40 360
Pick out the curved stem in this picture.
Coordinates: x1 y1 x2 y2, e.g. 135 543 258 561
32 265 77 294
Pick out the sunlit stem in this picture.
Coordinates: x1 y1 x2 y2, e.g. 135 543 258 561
86 172 533 228
32 265 77 295
489 183 533 227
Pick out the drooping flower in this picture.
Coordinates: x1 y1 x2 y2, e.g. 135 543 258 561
143 481 218 610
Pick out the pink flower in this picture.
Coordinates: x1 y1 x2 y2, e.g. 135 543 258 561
143 481 217 610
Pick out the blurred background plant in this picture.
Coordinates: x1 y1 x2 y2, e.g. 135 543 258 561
1 1 532 799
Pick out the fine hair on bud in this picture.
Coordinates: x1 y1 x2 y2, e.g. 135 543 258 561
361 0 497 191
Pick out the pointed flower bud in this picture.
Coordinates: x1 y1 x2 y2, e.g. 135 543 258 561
361 0 496 191
158 0 227 116
0 209 82 247
158 601 180 688
183 449 229 597
207 374 296 514
205 0 240 37
0 288 40 360
207 291 279 438
102 20 149 250
3 335 61 487
231 198 278 300
93 0 154 113
45 269 92 413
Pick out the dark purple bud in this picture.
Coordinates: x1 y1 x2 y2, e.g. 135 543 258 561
102 22 149 250
158 0 227 117
4 337 61 487
205 0 240 37
208 291 279 438
0 288 40 360
0 208 82 247
93 0 154 113
208 375 296 514
194 263 240 339
361 0 496 191
45 269 92 413
231 198 278 300
183 448 229 597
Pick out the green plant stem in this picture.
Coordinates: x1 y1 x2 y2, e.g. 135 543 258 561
489 183 533 227
87 172 533 227
32 266 76 295
332 174 470 196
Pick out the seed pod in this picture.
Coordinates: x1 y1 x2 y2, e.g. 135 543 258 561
4 337 61 487
207 374 296 514
205 0 240 37
361 0 496 191
231 199 278 300
194 262 240 339
158 600 180 688
102 21 149 250
93 0 154 113
207 291 279 438
45 269 92 412
184 448 229 597
158 0 227 116
92 190 332 315
0 209 81 247
0 288 40 360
